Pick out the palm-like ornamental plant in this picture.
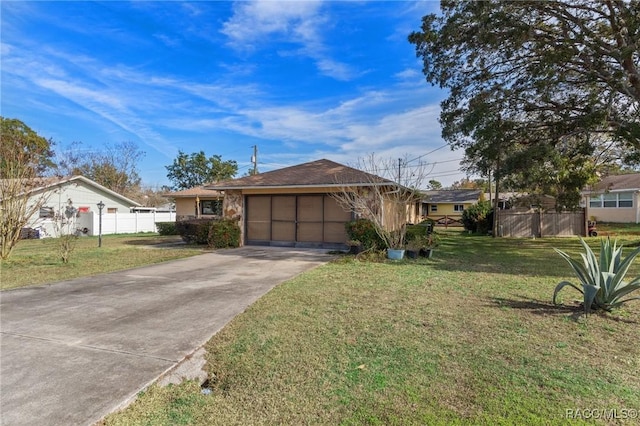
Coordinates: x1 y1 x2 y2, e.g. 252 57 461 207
553 238 640 316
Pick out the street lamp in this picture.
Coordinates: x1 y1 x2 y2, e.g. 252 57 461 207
97 201 105 247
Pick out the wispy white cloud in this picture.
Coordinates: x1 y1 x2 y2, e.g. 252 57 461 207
221 1 323 47
221 0 357 81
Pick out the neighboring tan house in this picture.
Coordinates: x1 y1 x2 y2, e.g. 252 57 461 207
205 159 417 249
13 175 141 236
583 173 640 223
421 189 482 226
164 186 224 221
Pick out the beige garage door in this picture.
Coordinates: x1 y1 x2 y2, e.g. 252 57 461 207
245 195 351 247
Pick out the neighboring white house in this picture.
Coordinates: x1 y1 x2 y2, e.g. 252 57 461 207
582 173 640 223
21 176 143 237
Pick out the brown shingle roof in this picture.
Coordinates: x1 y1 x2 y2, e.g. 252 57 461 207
163 186 223 198
205 159 391 189
592 173 640 192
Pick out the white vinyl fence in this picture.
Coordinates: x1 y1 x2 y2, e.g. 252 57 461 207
77 211 175 236
34 211 175 238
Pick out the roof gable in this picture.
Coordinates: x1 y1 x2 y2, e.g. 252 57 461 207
8 176 141 206
206 159 391 189
163 186 223 198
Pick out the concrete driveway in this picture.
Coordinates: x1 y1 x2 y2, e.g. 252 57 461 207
0 246 332 426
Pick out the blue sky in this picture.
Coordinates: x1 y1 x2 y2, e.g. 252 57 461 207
1 1 469 188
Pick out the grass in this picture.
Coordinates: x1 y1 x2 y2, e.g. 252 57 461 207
0 234 204 290
103 230 640 425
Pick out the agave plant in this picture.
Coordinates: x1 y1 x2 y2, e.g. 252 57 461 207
553 238 640 316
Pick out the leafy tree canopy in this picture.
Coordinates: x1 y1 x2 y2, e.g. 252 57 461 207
166 151 238 190
409 0 640 209
0 117 55 178
427 179 442 190
0 117 55 259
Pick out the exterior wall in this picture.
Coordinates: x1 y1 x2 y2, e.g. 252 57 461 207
424 202 473 216
222 190 244 245
588 207 637 223
218 186 416 246
175 198 196 218
174 197 224 220
422 201 475 227
26 180 137 230
585 191 640 223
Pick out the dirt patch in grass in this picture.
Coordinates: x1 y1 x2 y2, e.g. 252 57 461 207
103 233 640 425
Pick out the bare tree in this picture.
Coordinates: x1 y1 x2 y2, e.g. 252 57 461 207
54 141 144 198
51 199 79 264
331 154 429 249
0 118 53 259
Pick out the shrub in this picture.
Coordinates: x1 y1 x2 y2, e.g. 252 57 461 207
462 201 493 233
208 219 241 249
345 219 386 250
406 223 433 242
553 238 640 316
155 222 178 235
175 220 213 244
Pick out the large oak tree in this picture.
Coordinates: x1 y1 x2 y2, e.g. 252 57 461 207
409 0 640 211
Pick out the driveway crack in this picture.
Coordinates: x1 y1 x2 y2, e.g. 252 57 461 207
0 331 176 362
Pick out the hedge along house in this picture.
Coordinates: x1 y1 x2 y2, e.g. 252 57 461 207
583 173 640 223
164 186 224 221
205 159 419 249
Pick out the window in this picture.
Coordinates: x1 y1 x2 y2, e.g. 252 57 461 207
107 208 118 214
603 193 617 208
430 204 438 212
454 204 464 212
201 200 222 216
39 207 54 218
618 193 633 208
589 193 633 208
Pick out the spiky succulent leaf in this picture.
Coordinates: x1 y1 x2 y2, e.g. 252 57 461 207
553 238 640 316
583 284 600 315
553 280 584 305
609 279 640 304
609 246 640 293
554 248 592 286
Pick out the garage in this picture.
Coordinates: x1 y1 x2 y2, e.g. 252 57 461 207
246 194 352 248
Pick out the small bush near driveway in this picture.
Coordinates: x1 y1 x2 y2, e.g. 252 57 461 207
155 222 178 235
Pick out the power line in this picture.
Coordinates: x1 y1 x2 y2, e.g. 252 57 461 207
406 144 449 164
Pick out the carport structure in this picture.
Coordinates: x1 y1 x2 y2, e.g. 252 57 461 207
207 159 395 249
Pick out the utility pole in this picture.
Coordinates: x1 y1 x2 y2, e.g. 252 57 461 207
251 145 258 175
398 158 402 184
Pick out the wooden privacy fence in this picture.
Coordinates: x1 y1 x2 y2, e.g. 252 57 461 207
497 210 586 237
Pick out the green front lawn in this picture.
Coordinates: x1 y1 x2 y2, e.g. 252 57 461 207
103 232 640 425
0 234 204 290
